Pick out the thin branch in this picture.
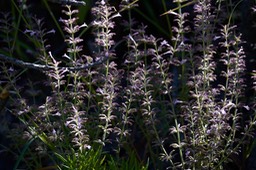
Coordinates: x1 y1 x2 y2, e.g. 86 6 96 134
47 0 86 6
0 53 108 72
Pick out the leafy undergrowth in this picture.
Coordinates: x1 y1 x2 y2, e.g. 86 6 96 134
0 0 256 169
